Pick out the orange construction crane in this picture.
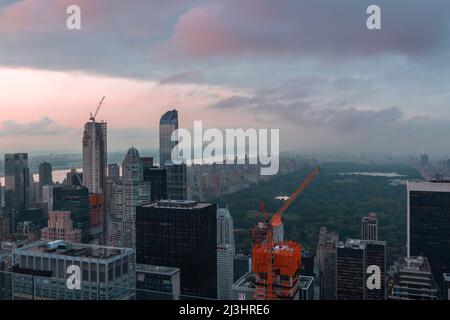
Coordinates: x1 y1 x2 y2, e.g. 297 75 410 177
251 166 320 300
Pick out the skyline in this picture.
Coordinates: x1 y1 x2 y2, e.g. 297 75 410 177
1 1 450 155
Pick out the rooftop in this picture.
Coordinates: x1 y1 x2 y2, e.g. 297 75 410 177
136 264 180 276
142 200 213 210
339 239 386 249
14 240 132 260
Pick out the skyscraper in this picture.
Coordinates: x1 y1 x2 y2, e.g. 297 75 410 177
83 120 107 243
53 186 90 243
136 200 217 299
159 109 178 167
143 166 167 201
4 153 30 212
82 121 107 194
362 212 378 241
166 163 187 200
111 147 151 249
336 239 386 300
217 206 235 300
407 181 450 297
38 162 53 200
314 227 339 300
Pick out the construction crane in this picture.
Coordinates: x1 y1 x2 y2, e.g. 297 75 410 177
90 96 106 122
251 166 320 300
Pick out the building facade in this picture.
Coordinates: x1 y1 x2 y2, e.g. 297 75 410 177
53 186 90 243
38 162 53 201
10 240 135 300
407 181 450 297
159 109 178 167
136 200 217 299
362 212 378 241
111 147 151 249
41 211 81 243
388 256 439 300
136 264 180 300
4 153 30 212
217 207 235 300
314 227 339 300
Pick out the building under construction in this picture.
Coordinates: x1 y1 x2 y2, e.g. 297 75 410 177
253 241 302 300
250 167 320 300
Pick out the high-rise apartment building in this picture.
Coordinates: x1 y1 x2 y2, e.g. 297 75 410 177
336 239 386 300
407 181 450 297
111 147 151 249
362 212 378 241
314 227 339 300
40 211 82 243
136 200 217 299
4 153 30 211
388 256 439 300
217 207 235 300
159 109 178 167
82 121 107 195
38 162 53 200
11 240 135 300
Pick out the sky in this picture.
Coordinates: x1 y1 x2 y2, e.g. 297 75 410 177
1 0 450 156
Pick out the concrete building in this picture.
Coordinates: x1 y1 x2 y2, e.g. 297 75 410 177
166 163 187 201
217 207 235 300
82 121 107 195
11 240 135 300
41 211 81 243
111 147 151 249
388 256 439 300
314 226 339 300
362 212 378 241
136 264 180 300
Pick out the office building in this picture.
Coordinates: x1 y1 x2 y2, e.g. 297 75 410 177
166 163 187 200
136 200 217 299
111 147 151 249
4 153 30 211
314 227 339 300
38 162 53 200
82 121 107 195
143 166 167 201
41 211 81 243
42 185 53 212
136 264 180 300
11 240 135 300
362 212 378 241
217 207 235 300
388 256 439 300
53 186 90 243
336 239 386 300
159 109 178 167
407 181 450 296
